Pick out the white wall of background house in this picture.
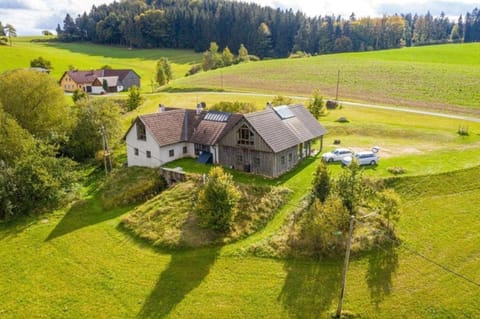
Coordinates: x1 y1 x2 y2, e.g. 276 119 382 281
125 122 195 167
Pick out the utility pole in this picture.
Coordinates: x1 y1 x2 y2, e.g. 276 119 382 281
221 71 224 90
335 215 355 318
335 70 340 101
100 125 112 175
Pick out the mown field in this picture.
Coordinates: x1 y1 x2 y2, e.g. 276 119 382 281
1 40 480 318
0 37 201 92
172 43 480 114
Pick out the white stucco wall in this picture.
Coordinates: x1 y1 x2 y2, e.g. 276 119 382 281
125 123 195 167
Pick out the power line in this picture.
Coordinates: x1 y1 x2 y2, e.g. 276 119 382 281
354 218 480 289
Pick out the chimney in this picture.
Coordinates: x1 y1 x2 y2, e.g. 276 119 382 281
159 104 166 113
196 103 203 115
183 111 189 141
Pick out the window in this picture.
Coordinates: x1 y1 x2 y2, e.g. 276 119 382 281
183 146 188 154
146 151 151 158
288 153 293 162
169 149 174 157
136 121 146 141
237 124 254 146
236 155 243 163
134 148 139 156
280 156 285 165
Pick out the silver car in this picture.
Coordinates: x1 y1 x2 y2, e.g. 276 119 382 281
342 151 379 166
321 148 353 163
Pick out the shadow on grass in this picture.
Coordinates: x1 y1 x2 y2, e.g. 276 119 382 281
0 216 37 241
137 248 219 319
365 242 399 309
45 195 132 241
279 258 342 319
45 168 131 241
44 42 200 64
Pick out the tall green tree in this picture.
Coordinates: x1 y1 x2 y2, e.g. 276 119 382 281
67 98 122 161
0 106 35 165
0 106 76 220
308 89 325 119
4 23 16 46
126 85 143 111
221 46 234 67
254 22 273 58
156 57 172 85
237 43 249 62
195 166 240 233
0 69 71 139
202 42 222 71
271 95 292 106
311 162 330 203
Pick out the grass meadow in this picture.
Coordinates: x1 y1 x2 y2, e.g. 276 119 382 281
172 43 480 114
0 37 201 92
1 39 480 318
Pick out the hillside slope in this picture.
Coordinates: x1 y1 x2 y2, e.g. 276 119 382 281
172 43 480 114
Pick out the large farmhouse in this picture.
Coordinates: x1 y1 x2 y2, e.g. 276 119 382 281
125 104 326 178
59 69 140 93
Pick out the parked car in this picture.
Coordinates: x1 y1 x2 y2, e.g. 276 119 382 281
341 151 379 166
321 148 353 163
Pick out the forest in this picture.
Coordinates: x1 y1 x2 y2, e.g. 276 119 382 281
55 0 480 57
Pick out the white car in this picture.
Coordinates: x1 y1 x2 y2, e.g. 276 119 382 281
342 151 379 166
322 148 353 163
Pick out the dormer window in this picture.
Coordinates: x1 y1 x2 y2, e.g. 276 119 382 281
137 121 146 141
237 124 254 146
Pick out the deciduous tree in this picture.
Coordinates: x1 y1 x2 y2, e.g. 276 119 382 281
196 167 240 232
67 98 122 161
0 69 71 139
308 89 325 119
4 24 16 46
126 85 143 111
156 57 172 85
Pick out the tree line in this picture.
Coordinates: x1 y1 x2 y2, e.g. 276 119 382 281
56 0 480 57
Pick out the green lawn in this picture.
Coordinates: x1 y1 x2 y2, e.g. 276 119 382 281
172 43 480 114
2 40 480 318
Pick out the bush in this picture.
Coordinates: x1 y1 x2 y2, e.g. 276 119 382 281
387 166 407 175
195 167 240 233
186 64 202 76
288 51 310 59
209 101 256 113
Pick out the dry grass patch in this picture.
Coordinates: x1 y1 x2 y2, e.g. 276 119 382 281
121 179 292 249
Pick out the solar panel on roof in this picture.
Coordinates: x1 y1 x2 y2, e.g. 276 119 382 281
204 111 231 122
273 105 295 119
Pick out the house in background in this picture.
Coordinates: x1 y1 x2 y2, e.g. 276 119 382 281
59 69 140 93
125 104 326 178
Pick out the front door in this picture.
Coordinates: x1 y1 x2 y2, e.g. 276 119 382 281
243 149 251 172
